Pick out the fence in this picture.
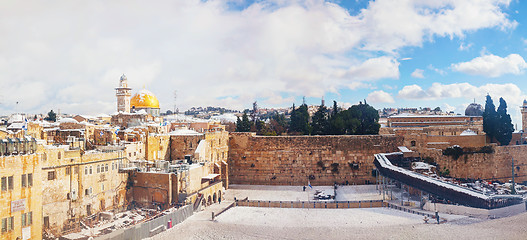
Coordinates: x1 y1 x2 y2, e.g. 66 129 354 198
95 205 193 240
235 199 386 209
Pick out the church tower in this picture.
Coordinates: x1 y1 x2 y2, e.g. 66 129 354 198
115 74 132 113
522 100 527 132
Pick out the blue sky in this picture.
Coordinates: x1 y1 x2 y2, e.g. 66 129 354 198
1 0 526 125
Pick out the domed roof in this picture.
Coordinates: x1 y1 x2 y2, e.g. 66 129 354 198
465 103 483 116
130 89 160 109
120 74 127 81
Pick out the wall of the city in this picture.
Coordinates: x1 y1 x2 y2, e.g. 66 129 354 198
228 133 403 185
421 144 527 183
0 154 43 240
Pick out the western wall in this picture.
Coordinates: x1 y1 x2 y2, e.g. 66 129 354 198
422 144 527 183
228 133 403 185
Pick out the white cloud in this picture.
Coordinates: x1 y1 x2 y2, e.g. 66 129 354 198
339 56 400 81
0 0 518 114
459 42 473 51
411 69 425 78
358 0 516 52
427 65 446 75
398 82 522 101
366 90 395 103
452 53 527 77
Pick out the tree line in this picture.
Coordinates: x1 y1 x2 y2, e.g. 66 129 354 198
235 100 380 136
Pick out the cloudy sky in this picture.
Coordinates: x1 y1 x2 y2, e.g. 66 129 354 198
1 0 527 125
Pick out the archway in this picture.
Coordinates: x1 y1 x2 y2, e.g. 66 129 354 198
213 193 217 203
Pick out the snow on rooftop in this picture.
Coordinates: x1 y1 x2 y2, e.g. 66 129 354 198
60 118 79 124
169 128 202 136
460 129 477 136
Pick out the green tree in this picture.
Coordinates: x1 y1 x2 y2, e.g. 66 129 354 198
235 112 252 132
311 104 329 135
496 97 514 145
44 110 57 122
269 113 288 135
483 94 498 141
328 101 345 135
290 103 311 135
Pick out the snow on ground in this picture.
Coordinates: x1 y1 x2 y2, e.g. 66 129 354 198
154 204 527 240
216 207 423 227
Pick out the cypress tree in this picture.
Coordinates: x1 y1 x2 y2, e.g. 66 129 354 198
483 94 498 141
496 97 514 145
311 104 329 135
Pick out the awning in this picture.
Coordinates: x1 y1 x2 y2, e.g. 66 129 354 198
202 173 220 180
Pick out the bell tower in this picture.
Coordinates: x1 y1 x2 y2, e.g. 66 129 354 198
522 100 527 132
115 74 132 113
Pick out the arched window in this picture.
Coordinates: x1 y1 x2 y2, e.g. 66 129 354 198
411 141 416 147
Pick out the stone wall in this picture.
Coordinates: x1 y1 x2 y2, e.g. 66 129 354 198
228 133 403 185
129 172 177 208
422 144 527 183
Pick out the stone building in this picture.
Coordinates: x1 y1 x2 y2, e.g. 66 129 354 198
115 74 132 113
40 146 128 236
0 150 42 240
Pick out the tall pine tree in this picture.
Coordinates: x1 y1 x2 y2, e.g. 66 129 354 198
496 97 514 145
311 104 329 135
483 94 498 141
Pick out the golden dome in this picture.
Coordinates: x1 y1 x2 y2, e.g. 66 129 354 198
130 89 160 109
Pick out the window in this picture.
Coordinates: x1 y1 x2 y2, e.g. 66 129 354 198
22 174 27 188
1 218 6 232
89 166 93 174
105 164 108 172
411 141 416 147
101 183 104 191
48 171 56 180
27 173 33 187
7 217 13 231
97 165 100 173
66 167 71 175
85 166 88 175
58 152 61 159
1 177 6 191
21 213 26 227
28 212 32 225
7 176 13 190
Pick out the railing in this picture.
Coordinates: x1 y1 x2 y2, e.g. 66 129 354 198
235 199 386 209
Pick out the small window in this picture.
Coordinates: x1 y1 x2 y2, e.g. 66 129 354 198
27 173 33 187
21 174 27 188
105 164 108 172
21 213 26 227
85 167 88 175
48 171 56 180
97 165 100 173
28 212 32 225
1 177 6 191
1 218 6 232
89 166 93 174
411 141 416 147
8 176 13 190
66 167 71 175
7 217 13 231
